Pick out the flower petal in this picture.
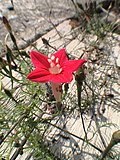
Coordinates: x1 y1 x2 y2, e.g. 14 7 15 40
53 48 68 66
30 50 49 68
50 71 73 83
27 68 51 82
63 59 86 73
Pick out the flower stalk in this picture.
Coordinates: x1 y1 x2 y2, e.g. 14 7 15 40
51 82 62 102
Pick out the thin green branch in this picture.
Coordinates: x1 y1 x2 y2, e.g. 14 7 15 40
0 113 27 145
99 130 120 160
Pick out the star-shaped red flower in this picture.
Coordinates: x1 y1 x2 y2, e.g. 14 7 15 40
27 48 86 83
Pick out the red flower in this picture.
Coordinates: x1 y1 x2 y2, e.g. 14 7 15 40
27 48 86 83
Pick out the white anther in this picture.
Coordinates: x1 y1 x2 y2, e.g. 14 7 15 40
51 55 55 60
56 57 59 63
56 64 60 68
50 62 55 68
59 68 62 73
48 54 51 58
48 59 52 63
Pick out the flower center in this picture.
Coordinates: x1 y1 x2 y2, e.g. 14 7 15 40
48 55 62 74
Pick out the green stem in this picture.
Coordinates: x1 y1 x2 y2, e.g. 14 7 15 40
100 130 120 160
0 113 27 145
75 68 87 140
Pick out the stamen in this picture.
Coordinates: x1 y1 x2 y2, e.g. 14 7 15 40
50 62 55 68
48 59 52 63
56 58 59 63
48 56 62 74
48 54 51 58
56 64 60 68
59 68 62 73
51 55 55 60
